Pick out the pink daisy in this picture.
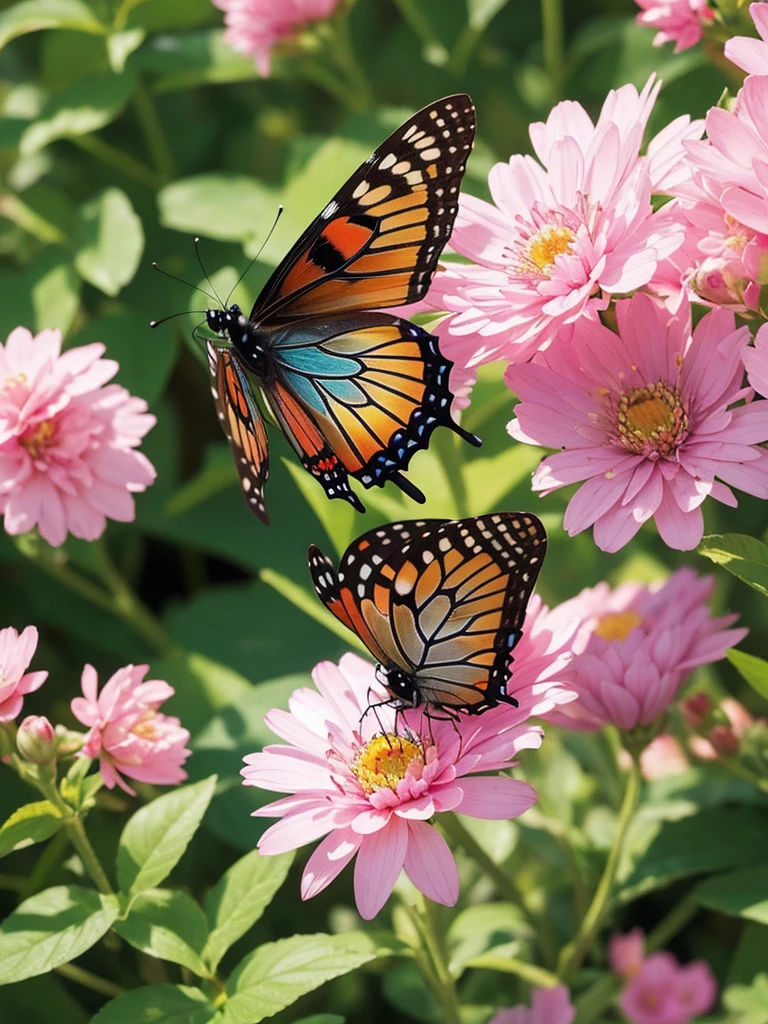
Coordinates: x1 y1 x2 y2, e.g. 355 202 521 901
610 929 645 980
71 663 191 794
725 2 768 76
0 326 156 548
414 77 699 390
242 652 573 920
212 0 339 77
507 293 768 552
620 951 717 1024
0 624 47 722
489 986 575 1024
543 568 747 733
743 323 768 397
635 0 715 54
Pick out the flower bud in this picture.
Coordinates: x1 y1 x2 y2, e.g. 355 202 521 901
16 715 56 764
708 724 740 758
681 692 713 729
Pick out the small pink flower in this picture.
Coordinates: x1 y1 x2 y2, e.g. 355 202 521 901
0 327 156 548
213 0 339 76
611 929 645 980
16 714 56 764
507 293 768 552
620 951 717 1024
743 324 768 398
489 986 575 1024
242 652 557 920
689 696 755 760
0 625 47 722
639 734 690 780
635 0 715 53
725 3 768 76
71 664 190 794
415 77 699 385
544 568 747 733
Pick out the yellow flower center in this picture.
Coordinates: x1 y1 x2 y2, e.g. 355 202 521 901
132 711 159 740
351 734 424 794
527 225 576 272
20 419 57 459
594 611 643 642
4 371 27 388
616 381 688 457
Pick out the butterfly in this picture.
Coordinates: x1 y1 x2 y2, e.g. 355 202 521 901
308 512 547 715
204 94 480 524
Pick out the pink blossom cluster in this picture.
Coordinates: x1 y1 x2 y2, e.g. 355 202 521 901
212 0 339 76
489 986 575 1024
634 0 715 54
0 327 156 547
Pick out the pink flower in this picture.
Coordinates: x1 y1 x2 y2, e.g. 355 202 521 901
725 3 768 76
620 951 717 1024
242 652 557 920
507 293 768 552
71 664 191 794
689 697 755 760
213 0 339 76
489 986 575 1024
635 0 715 53
639 734 690 780
0 327 156 548
743 323 768 397
16 714 56 764
0 625 47 722
611 929 645 980
416 78 699 383
544 568 747 732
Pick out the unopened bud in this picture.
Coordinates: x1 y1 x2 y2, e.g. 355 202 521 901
16 715 56 764
708 724 740 758
682 692 713 729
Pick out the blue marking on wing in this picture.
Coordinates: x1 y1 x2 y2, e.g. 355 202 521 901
276 344 359 378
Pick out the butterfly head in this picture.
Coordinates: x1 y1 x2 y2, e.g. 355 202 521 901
206 304 242 338
382 666 420 708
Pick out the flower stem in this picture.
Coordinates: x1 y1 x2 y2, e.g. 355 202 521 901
71 134 161 189
465 953 560 988
37 775 114 896
541 0 565 101
558 759 642 978
133 78 176 183
55 962 123 998
93 539 174 656
416 897 462 1024
647 898 697 952
441 813 526 906
328 13 374 113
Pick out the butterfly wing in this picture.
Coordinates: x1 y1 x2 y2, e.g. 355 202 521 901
251 94 476 323
262 311 478 508
207 341 270 523
308 513 547 712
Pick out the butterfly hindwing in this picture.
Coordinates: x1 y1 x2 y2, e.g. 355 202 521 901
252 94 476 323
308 513 547 713
207 342 270 523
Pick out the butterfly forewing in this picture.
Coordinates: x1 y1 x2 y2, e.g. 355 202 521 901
308 513 547 713
207 342 270 523
252 94 476 323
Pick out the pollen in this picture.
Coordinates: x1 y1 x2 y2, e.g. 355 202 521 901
132 711 159 740
19 419 57 460
351 734 424 794
594 611 643 643
526 225 576 273
615 381 689 458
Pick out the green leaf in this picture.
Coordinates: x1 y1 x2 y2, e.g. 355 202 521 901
466 0 509 30
462 445 543 517
158 174 277 244
74 188 144 296
619 807 768 902
728 648 768 701
693 866 768 926
0 885 119 984
91 984 216 1024
107 27 145 72
0 801 62 858
724 974 768 1024
283 459 359 559
4 973 89 1024
293 1018 345 1024
114 889 210 975
20 71 134 154
0 0 105 51
116 776 217 898
132 28 257 92
28 248 81 335
203 849 293 973
219 933 378 1024
260 567 368 653
698 534 768 599
446 902 526 974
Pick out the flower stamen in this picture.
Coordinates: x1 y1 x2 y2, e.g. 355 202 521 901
614 381 689 457
351 733 424 794
20 419 57 460
594 611 643 642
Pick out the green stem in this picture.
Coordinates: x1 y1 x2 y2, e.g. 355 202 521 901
392 0 449 66
55 962 123 998
434 430 470 519
558 759 642 978
21 828 70 900
647 899 697 953
93 540 175 655
301 60 361 110
441 813 525 906
465 953 560 988
71 134 160 189
541 0 565 101
328 14 374 112
38 776 114 896
133 78 176 183
0 874 25 891
415 898 462 1024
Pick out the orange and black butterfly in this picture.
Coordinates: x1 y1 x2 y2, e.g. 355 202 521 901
204 94 480 524
308 513 547 714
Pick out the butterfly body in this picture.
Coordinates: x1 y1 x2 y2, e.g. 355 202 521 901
308 512 547 715
203 94 481 522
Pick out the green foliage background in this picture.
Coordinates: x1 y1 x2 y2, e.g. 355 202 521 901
1 0 768 1021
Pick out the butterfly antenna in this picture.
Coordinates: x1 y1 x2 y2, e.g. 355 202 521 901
225 205 284 307
152 262 218 306
150 310 207 329
194 237 225 309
